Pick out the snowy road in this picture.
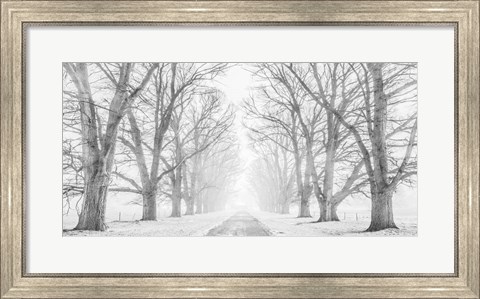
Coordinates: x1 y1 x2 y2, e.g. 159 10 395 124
206 211 272 236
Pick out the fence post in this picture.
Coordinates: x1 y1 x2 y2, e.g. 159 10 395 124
119 212 121 222
356 213 358 221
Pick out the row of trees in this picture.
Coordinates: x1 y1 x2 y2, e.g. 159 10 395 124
63 63 239 231
245 63 417 231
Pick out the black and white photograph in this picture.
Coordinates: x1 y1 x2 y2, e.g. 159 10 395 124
62 62 417 237
3 1 474 296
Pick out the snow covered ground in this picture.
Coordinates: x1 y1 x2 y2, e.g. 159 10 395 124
63 210 235 237
64 209 417 237
249 210 417 237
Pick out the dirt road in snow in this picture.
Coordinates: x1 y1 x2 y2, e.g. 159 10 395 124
206 211 272 236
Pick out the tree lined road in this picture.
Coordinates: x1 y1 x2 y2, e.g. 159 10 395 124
206 211 272 236
63 63 417 234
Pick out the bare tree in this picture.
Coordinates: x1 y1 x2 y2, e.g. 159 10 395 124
62 82 86 216
166 91 235 217
63 63 158 230
300 63 367 222
63 62 417 235
113 63 229 219
286 62 417 231
181 93 236 215
246 63 327 217
248 131 296 213
194 139 242 213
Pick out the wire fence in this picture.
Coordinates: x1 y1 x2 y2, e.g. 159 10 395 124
308 210 371 221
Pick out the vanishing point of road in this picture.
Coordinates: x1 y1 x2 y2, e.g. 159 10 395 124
206 211 272 236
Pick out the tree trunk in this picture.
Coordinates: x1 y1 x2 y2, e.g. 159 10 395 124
182 166 194 215
318 108 336 222
319 196 341 222
171 196 182 217
321 156 335 222
298 200 311 217
75 123 118 231
299 152 313 218
187 171 197 215
170 166 182 217
298 188 312 217
75 168 109 231
318 196 336 222
142 185 157 220
125 108 157 221
317 199 327 222
330 202 340 221
298 146 313 218
366 63 398 232
366 189 397 231
318 198 339 222
170 190 182 217
185 198 195 215
196 195 203 214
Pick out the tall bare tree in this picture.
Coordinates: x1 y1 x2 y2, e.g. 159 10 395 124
113 63 229 220
248 132 296 213
64 63 158 230
181 93 236 215
303 63 367 222
194 139 241 213
287 62 417 231
245 63 326 217
166 91 235 217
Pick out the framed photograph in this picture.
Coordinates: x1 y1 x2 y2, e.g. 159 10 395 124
1 1 478 298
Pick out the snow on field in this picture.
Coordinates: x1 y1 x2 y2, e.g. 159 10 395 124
249 211 417 237
63 210 235 237
63 208 417 237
